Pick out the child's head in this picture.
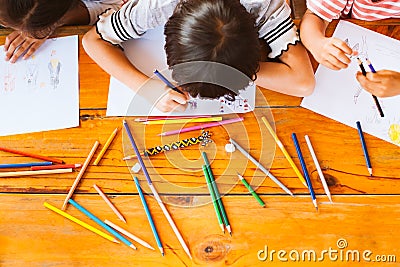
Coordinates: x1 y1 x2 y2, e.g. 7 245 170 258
0 0 79 38
165 0 261 100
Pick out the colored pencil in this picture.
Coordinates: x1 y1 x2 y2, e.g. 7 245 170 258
133 177 163 255
31 164 82 171
237 173 265 207
135 115 211 122
202 165 225 234
365 59 384 117
62 141 99 210
304 135 332 203
93 184 126 223
0 168 72 178
261 117 307 187
291 133 318 211
123 120 192 259
357 58 384 117
202 152 231 235
43 202 119 244
153 69 184 95
158 117 244 136
93 128 119 165
143 117 222 125
104 219 155 250
0 161 52 169
229 138 293 196
356 121 373 176
68 199 136 249
0 146 64 164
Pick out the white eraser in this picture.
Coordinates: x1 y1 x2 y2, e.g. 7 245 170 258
225 143 236 153
131 162 141 173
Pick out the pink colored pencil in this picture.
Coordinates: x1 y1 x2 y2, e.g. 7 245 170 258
158 117 244 136
93 184 126 223
31 164 82 171
135 115 211 122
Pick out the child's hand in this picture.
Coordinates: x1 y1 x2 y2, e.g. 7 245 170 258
155 87 189 113
356 70 400 97
4 31 46 63
312 37 355 70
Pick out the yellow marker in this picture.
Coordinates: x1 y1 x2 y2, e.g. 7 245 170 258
43 202 119 244
143 117 222 125
261 117 307 187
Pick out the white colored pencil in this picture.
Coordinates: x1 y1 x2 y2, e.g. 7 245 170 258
104 220 155 250
62 141 99 210
229 138 293 196
0 168 72 178
304 135 333 203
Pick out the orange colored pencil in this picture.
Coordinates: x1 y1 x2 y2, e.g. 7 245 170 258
0 146 64 164
62 141 99 210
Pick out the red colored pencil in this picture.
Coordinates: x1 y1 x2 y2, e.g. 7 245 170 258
0 146 64 164
31 164 82 171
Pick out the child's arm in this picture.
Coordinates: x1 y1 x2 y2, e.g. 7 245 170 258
83 27 188 112
300 9 353 70
4 32 46 63
356 70 400 97
256 42 315 97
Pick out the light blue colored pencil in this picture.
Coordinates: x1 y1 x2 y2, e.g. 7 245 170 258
133 176 164 256
0 161 52 168
68 199 136 249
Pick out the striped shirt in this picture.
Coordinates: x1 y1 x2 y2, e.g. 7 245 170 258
307 0 400 22
83 0 123 25
96 0 299 58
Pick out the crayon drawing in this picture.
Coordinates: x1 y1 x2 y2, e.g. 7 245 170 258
301 20 400 146
0 35 79 136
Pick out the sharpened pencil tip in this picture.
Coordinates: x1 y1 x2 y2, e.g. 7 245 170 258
162 252 165 256
130 244 137 250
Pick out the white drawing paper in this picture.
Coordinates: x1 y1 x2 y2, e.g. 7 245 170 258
0 35 79 136
301 21 400 146
106 26 255 117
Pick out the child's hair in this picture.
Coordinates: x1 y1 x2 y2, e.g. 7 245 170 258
0 0 79 38
165 0 261 100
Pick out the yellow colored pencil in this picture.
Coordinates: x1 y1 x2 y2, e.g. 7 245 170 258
261 117 307 187
93 128 118 165
43 202 119 243
143 117 222 125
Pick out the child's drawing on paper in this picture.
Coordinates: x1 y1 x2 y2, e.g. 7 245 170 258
4 63 16 92
345 37 369 104
388 124 400 145
25 55 39 88
219 96 250 113
48 50 61 89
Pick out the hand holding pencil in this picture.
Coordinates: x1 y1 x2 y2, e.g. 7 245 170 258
356 69 400 98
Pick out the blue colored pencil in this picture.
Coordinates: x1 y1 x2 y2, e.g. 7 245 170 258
68 199 136 250
356 121 373 176
365 59 384 117
0 161 52 169
133 176 164 256
291 133 318 211
153 69 184 95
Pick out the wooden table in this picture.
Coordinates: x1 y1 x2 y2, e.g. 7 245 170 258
1 20 400 267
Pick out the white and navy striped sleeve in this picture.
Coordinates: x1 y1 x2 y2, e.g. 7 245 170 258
96 0 179 45
82 0 124 25
243 0 300 58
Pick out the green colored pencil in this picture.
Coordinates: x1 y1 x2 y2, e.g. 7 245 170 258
237 173 265 207
202 165 224 234
202 152 232 236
